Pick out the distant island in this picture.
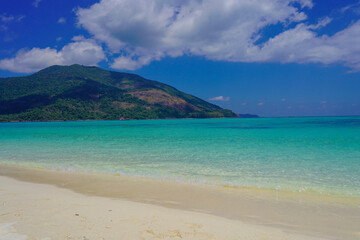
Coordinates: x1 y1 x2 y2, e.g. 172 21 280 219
238 114 260 118
0 65 236 122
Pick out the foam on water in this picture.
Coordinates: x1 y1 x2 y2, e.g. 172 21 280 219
0 117 359 197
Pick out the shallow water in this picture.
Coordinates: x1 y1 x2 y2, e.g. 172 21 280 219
0 117 359 197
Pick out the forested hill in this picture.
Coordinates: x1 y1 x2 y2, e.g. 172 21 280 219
0 64 236 121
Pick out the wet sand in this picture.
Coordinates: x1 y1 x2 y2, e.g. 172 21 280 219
0 164 359 239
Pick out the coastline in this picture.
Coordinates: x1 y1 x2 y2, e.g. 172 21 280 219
0 116 240 123
0 163 359 239
2 115 360 124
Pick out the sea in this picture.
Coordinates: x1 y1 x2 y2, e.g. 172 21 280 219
0 116 359 197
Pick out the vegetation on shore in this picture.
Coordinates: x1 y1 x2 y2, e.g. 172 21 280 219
0 64 236 121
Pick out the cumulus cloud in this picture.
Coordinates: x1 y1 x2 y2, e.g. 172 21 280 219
2 0 360 73
209 96 230 101
0 37 105 73
76 0 311 70
111 55 154 70
74 0 360 71
246 20 360 69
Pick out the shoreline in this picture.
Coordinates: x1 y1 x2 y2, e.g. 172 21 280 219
0 163 359 239
1 162 358 200
1 115 359 124
0 116 240 123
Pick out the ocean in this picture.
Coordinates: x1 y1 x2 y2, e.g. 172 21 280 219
0 116 359 197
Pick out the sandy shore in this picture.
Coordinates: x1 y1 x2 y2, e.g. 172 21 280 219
0 164 359 240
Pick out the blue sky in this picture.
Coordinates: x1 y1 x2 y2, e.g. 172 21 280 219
1 0 360 117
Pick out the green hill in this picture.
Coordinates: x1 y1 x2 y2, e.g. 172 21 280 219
0 64 236 121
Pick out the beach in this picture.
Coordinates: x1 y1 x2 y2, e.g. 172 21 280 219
1 117 359 239
1 0 360 237
0 164 359 240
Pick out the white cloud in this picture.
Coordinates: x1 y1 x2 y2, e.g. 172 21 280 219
56 37 62 41
258 102 265 106
297 0 313 9
76 0 311 70
33 0 42 8
246 20 360 67
209 96 230 101
308 17 332 30
3 0 360 73
74 0 360 71
0 48 62 73
0 37 105 73
0 14 25 22
0 14 25 42
111 55 153 70
340 1 360 14
0 15 14 22
57 17 66 24
61 37 105 65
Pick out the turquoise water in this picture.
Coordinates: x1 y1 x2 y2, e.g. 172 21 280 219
0 117 359 197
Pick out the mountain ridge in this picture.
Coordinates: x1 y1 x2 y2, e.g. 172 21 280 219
0 64 236 121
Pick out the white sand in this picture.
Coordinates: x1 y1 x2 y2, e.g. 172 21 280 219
0 175 330 240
